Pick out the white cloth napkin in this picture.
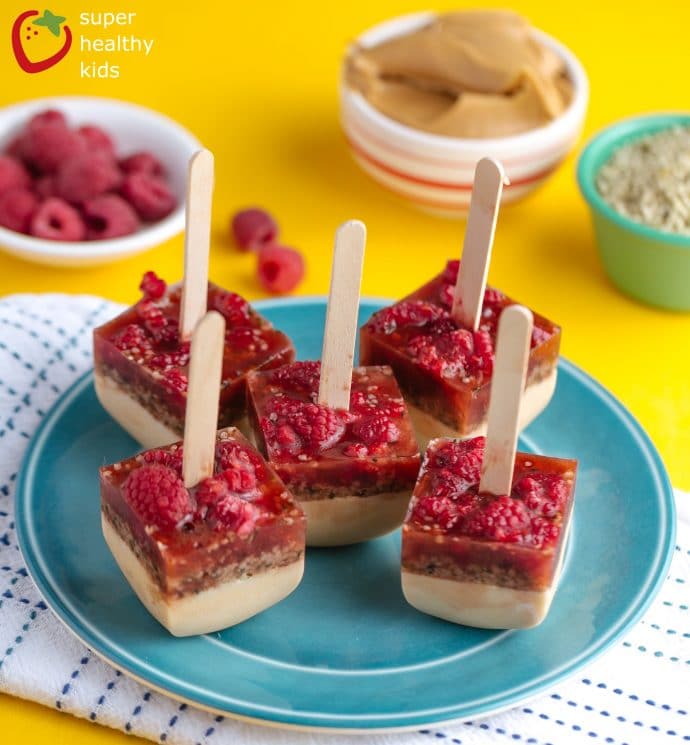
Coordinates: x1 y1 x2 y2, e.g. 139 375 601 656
0 293 688 745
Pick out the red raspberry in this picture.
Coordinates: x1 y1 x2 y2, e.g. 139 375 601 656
213 494 259 536
226 327 267 351
431 437 485 468
483 287 506 307
428 468 474 501
123 464 192 529
34 175 57 199
141 446 183 475
231 207 278 251
257 245 305 294
56 153 122 204
0 188 38 233
531 325 552 348
442 259 460 283
148 341 190 371
469 329 494 377
343 443 369 458
112 323 151 355
139 271 167 300
515 474 568 518
438 282 454 308
78 125 116 158
464 495 531 543
6 136 24 159
273 361 321 393
136 300 179 345
161 369 188 395
30 198 85 241
528 517 561 549
351 414 400 449
213 290 251 325
412 495 462 531
121 172 176 221
120 152 164 176
349 390 405 419
27 110 67 129
366 301 447 335
83 194 140 240
215 440 265 482
0 155 30 194
21 120 85 174
407 326 475 378
263 399 346 456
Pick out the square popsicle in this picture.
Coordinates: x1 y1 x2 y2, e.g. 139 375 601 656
401 436 576 629
100 427 306 636
93 271 294 449
247 361 421 546
360 260 560 444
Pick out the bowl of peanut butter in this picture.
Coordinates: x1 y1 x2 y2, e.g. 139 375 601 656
341 10 588 216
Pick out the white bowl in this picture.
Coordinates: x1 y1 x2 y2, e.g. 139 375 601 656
340 12 589 217
0 96 200 267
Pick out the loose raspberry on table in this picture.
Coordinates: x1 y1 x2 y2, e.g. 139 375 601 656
231 207 278 251
56 153 122 204
121 172 176 221
213 290 251 325
0 188 38 233
120 151 164 176
123 464 192 529
83 194 140 240
257 244 305 294
139 270 167 300
515 474 568 518
21 119 84 174
30 198 85 241
463 495 531 543
351 413 400 450
366 301 447 335
262 399 346 456
78 125 116 158
0 155 30 194
273 361 321 393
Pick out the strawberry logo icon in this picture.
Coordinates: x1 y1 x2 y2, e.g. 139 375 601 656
12 9 72 73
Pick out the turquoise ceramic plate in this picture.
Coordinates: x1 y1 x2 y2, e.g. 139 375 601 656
16 298 675 732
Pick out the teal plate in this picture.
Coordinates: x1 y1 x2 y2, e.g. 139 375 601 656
16 297 676 732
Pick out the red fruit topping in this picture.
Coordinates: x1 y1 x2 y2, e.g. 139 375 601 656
34 175 57 198
30 198 85 241
83 194 140 240
515 473 569 518
483 287 506 306
442 259 460 283
120 151 164 177
121 172 176 221
257 245 305 294
213 290 251 325
430 438 484 482
27 110 67 130
21 121 84 174
231 208 278 251
195 469 260 536
226 326 268 352
123 464 192 529
351 413 400 449
407 326 494 380
141 446 183 475
263 399 346 456
56 153 122 204
343 443 369 458
112 323 151 355
531 325 552 348
135 299 179 344
213 494 259 536
464 495 531 543
413 495 464 531
0 155 30 194
528 517 561 549
161 368 188 394
0 188 38 233
367 301 446 335
439 282 454 308
349 389 405 419
139 270 167 300
216 439 265 481
273 361 321 392
78 125 116 158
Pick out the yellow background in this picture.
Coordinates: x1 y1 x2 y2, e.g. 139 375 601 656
1 0 689 740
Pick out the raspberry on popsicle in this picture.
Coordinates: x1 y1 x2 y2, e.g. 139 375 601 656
100 311 306 636
401 306 576 629
360 159 560 447
93 151 294 448
248 221 420 546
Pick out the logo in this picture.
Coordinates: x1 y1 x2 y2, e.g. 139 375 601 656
12 9 72 73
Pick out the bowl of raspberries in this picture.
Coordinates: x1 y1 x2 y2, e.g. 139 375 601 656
0 96 200 266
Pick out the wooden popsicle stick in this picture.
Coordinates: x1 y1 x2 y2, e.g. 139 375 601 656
182 311 226 488
479 305 534 496
317 219 366 410
451 157 505 331
180 149 214 340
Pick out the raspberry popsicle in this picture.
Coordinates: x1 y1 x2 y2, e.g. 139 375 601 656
401 306 576 629
93 151 294 448
248 222 420 546
360 159 560 446
100 312 305 636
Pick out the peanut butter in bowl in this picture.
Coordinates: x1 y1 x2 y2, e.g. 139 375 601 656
344 10 574 139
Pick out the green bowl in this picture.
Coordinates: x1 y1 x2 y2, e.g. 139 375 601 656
577 113 690 310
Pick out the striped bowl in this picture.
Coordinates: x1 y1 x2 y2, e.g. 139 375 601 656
340 13 589 217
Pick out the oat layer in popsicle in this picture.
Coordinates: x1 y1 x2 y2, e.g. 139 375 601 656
100 427 306 636
93 272 294 449
360 259 560 444
248 362 420 546
401 436 576 629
